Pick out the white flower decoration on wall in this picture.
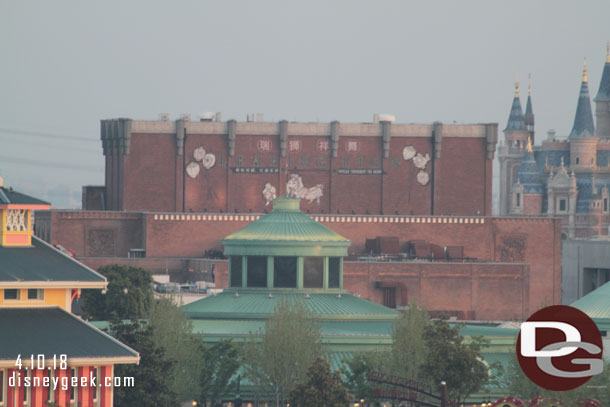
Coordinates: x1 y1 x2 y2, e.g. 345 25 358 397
187 146 216 178
402 145 431 185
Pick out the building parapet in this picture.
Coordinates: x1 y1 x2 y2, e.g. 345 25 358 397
127 119 495 139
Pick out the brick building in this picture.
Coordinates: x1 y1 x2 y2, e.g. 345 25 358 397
91 117 497 216
33 114 562 321
498 49 610 238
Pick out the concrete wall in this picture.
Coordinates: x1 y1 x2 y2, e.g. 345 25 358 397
562 238 610 304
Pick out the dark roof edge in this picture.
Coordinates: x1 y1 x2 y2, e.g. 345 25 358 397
33 236 108 283
61 308 140 360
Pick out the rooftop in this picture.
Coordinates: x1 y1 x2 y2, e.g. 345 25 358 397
183 291 398 321
223 197 350 256
0 307 139 366
0 236 106 287
571 280 610 327
0 186 50 207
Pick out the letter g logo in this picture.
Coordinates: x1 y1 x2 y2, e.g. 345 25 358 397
516 305 604 391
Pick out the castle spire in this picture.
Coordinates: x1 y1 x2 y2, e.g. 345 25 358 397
568 59 595 139
596 43 610 101
505 74 526 131
525 73 535 135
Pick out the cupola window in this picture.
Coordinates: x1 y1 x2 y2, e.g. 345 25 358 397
274 257 297 288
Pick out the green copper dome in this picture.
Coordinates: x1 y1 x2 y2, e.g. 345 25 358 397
223 197 350 257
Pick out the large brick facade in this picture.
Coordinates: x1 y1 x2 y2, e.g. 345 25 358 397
36 116 563 321
36 210 561 320
96 119 498 216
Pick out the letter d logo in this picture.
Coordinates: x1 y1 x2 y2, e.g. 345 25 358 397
516 305 604 391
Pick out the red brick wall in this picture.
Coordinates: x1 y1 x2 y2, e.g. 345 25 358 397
434 137 488 216
46 211 144 258
522 194 543 215
122 133 178 212
205 259 529 320
43 210 561 318
112 130 492 216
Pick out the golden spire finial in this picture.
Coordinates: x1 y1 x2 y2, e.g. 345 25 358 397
526 136 533 153
607 42 610 63
583 58 588 82
514 73 520 97
528 73 532 96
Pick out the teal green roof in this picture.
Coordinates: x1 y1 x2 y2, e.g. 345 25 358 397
191 319 395 339
223 197 350 256
184 292 398 321
459 324 519 338
571 281 610 328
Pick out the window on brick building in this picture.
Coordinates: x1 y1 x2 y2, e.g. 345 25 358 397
576 157 580 165
303 257 323 288
604 198 608 212
516 193 521 207
559 199 567 212
274 257 297 288
229 256 242 287
383 288 396 309
247 256 267 287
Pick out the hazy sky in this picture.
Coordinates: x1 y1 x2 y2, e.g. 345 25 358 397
1 1 609 208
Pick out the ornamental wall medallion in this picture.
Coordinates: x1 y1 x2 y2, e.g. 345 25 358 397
262 183 277 206
202 153 216 169
402 145 431 186
402 146 416 160
496 235 527 262
416 171 429 186
188 145 218 200
193 146 207 161
412 153 430 169
286 173 324 204
186 162 200 179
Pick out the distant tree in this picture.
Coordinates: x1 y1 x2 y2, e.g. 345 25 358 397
289 357 351 407
149 297 202 401
81 264 153 321
109 320 178 407
506 354 610 405
391 303 429 378
342 352 386 406
199 339 241 407
421 319 488 403
242 299 322 407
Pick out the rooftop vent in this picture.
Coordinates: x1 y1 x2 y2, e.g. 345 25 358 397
378 113 396 123
200 112 215 122
159 113 170 121
179 114 192 122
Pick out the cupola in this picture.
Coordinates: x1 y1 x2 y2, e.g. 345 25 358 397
0 177 51 247
222 197 350 291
